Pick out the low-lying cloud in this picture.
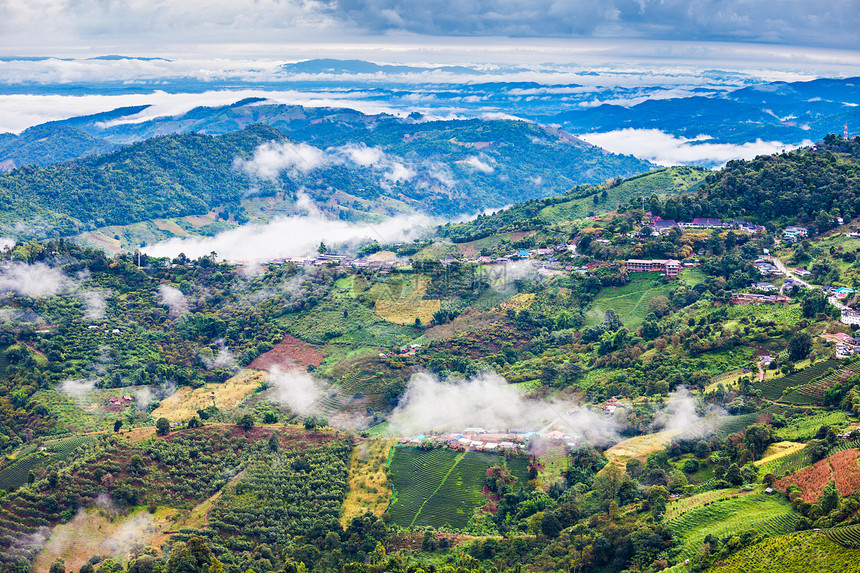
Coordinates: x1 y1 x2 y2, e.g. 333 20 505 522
0 262 75 298
388 372 622 445
268 366 330 415
652 386 725 438
236 141 331 179
157 284 188 317
578 128 812 167
143 212 430 263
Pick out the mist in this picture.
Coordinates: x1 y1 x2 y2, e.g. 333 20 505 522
388 372 622 446
652 386 724 438
0 262 74 298
58 379 97 406
80 289 110 321
268 366 331 415
157 284 188 317
143 212 430 263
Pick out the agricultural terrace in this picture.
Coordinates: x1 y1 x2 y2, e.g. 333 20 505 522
775 449 860 503
387 447 529 529
0 435 94 490
775 411 849 441
825 523 860 548
706 531 860 573
602 429 683 472
663 487 757 522
369 276 442 326
668 492 798 561
248 334 326 371
33 507 177 573
151 370 265 422
585 273 675 329
753 441 807 469
341 439 395 526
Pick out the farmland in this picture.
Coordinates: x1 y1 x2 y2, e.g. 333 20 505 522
584 273 675 329
707 531 860 572
341 439 395 525
387 447 529 529
774 449 860 502
754 359 841 402
755 442 812 477
668 492 798 561
150 370 265 422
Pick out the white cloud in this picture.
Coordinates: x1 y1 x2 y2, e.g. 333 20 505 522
578 128 812 167
268 365 330 414
334 143 416 182
142 212 431 263
0 262 75 298
236 141 330 179
157 284 188 317
460 155 494 173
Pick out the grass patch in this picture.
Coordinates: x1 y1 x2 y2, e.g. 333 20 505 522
342 439 395 526
151 370 265 422
586 274 674 329
710 530 860 573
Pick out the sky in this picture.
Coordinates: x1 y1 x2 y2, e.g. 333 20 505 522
1 0 859 58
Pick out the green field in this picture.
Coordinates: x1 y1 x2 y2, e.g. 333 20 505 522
755 359 842 402
668 492 798 561
776 411 849 441
707 531 860 573
585 273 675 329
387 447 529 529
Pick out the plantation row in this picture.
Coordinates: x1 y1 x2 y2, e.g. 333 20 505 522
756 359 841 402
825 523 860 548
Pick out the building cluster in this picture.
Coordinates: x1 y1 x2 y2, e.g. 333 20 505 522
783 226 809 242
731 293 791 305
647 214 765 235
625 258 681 278
400 427 581 451
833 333 860 359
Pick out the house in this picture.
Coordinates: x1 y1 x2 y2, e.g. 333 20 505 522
653 219 680 234
842 309 860 326
794 268 812 276
686 217 726 229
836 287 856 299
513 250 530 260
784 226 809 239
754 260 782 275
753 282 778 292
626 259 681 278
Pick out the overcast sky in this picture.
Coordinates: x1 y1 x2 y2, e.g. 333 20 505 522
1 0 859 58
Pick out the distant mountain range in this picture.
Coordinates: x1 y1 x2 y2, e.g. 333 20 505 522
0 114 654 241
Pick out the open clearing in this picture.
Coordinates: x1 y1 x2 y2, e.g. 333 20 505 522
754 441 807 468
341 439 395 526
585 274 674 329
151 370 264 421
602 429 683 472
33 506 178 572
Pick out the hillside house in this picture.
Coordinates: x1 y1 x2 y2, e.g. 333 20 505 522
686 217 727 229
625 258 681 278
754 260 782 275
842 309 860 326
652 218 680 234
753 282 778 292
784 226 809 241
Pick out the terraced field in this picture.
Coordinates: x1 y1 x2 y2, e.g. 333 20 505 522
708 531 860 572
668 492 798 561
387 447 528 529
826 523 860 548
755 359 841 402
663 488 755 522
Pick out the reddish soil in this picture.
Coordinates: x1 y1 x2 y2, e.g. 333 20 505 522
248 334 326 371
387 531 483 551
775 449 860 503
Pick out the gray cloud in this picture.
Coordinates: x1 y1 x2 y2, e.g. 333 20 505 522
337 0 860 48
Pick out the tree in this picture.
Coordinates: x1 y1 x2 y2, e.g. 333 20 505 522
788 332 813 362
602 309 623 332
541 513 563 538
318 242 327 254
821 480 840 514
725 463 743 486
156 417 170 436
237 414 255 431
49 560 64 573
113 420 123 433
187 416 202 428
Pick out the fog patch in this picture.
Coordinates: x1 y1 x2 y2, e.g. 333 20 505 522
0 238 14 251
143 213 430 263
268 366 330 415
132 387 155 410
0 262 75 298
157 284 188 317
460 155 495 174
199 340 239 372
652 386 724 438
80 289 111 321
578 128 812 168
388 372 621 446
236 141 330 179
59 379 98 405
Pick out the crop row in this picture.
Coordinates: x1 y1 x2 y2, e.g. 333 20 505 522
825 523 860 547
758 448 812 477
